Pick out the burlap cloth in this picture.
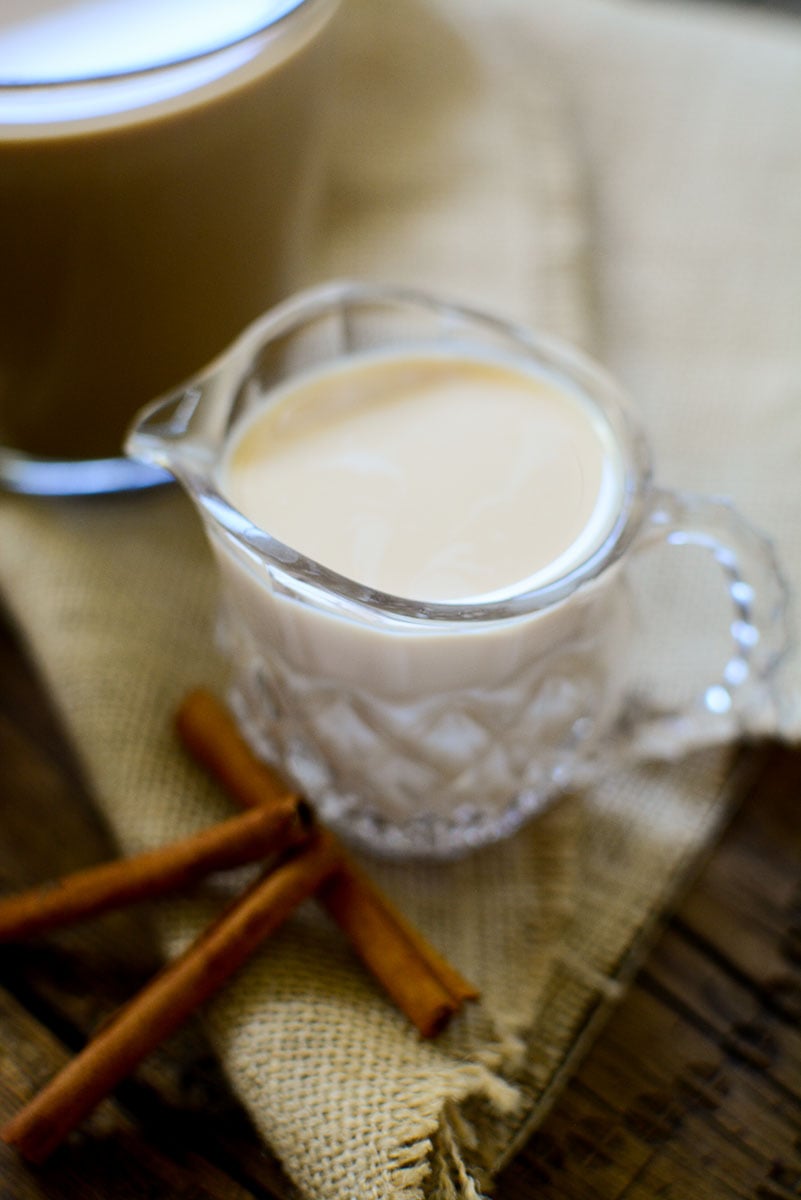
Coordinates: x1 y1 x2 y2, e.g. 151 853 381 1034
1 1 800 1196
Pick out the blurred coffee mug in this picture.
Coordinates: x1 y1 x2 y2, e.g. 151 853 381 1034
0 0 340 494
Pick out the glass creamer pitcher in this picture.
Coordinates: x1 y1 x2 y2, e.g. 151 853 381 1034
127 281 790 858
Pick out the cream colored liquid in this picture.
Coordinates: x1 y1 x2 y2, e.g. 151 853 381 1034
221 351 624 603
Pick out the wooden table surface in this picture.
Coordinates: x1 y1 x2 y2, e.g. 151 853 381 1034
0 602 799 1199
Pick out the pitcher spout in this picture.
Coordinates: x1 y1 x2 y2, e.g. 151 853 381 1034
125 379 217 478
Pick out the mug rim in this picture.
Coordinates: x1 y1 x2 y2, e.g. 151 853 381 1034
0 0 331 91
148 279 654 624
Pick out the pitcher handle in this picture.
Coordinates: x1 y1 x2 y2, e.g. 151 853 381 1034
619 487 790 758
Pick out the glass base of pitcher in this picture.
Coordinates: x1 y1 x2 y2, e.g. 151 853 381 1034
318 786 562 860
0 447 172 496
228 683 565 860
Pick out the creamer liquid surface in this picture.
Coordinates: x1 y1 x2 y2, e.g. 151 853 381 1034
221 351 624 603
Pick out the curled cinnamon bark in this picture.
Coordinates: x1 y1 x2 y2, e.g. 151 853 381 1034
0 798 311 942
1 832 341 1164
176 688 479 1037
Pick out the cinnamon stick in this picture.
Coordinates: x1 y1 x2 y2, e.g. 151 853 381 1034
316 862 478 1032
1 832 341 1164
317 866 471 1038
176 688 288 808
0 797 310 943
175 688 479 1035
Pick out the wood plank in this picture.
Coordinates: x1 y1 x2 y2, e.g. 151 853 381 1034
0 985 259 1199
642 931 801 1099
677 744 801 1025
495 745 801 1200
498 988 801 1199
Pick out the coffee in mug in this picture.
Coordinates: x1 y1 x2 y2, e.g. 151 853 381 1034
0 0 340 474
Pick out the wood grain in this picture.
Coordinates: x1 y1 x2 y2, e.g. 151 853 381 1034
495 744 801 1200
